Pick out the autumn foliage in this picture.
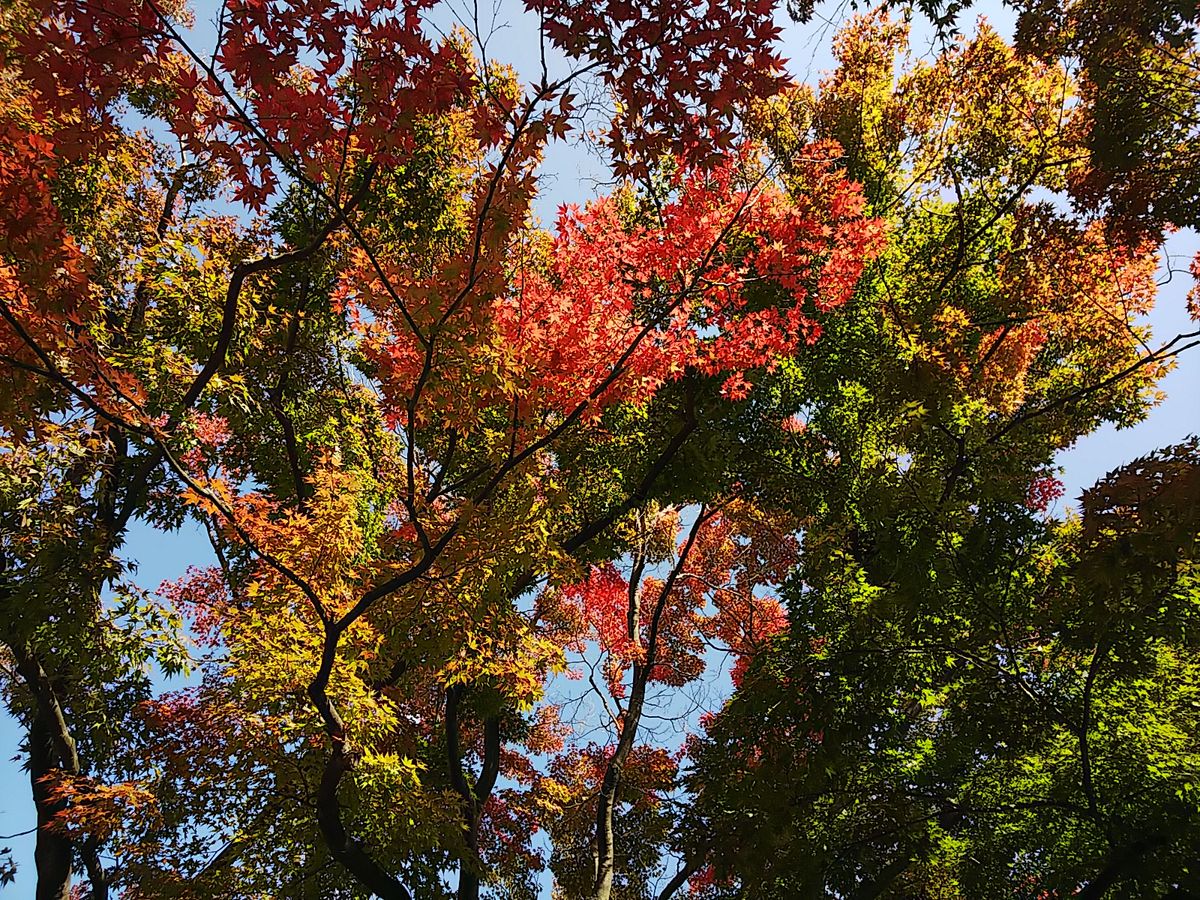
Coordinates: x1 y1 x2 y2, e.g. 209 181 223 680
1 0 1198 897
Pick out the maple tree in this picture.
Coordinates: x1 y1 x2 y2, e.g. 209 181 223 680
1 41 209 896
1 0 877 895
848 0 1200 308
2 0 1198 898
535 499 796 899
680 13 1200 897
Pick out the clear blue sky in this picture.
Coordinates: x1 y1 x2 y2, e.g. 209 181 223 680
1 0 1196 895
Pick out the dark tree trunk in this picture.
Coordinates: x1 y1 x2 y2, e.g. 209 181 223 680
28 704 73 900
1077 833 1167 900
315 743 414 900
447 685 500 900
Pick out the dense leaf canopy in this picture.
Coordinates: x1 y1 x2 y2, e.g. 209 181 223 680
0 0 1197 897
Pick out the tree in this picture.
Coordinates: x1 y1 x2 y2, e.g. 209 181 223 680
792 0 1200 240
536 500 795 900
681 13 1200 898
1 0 882 896
688 440 1200 897
1 41 214 894
819 0 1200 287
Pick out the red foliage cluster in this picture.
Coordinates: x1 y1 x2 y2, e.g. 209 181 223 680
19 0 477 205
157 565 231 646
527 0 788 174
1026 473 1066 513
355 149 881 427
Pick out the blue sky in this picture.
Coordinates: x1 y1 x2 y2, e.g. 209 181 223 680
1 0 1197 895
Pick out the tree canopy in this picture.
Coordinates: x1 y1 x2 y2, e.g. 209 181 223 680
0 0 1197 898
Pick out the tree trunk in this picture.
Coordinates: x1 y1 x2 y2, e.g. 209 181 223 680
9 642 81 900
594 515 705 900
80 838 109 900
28 711 73 900
457 862 481 900
1077 833 1166 900
592 675 644 900
315 744 414 900
447 686 500 900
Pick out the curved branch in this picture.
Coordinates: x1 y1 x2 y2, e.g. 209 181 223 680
180 164 377 409
315 744 413 900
